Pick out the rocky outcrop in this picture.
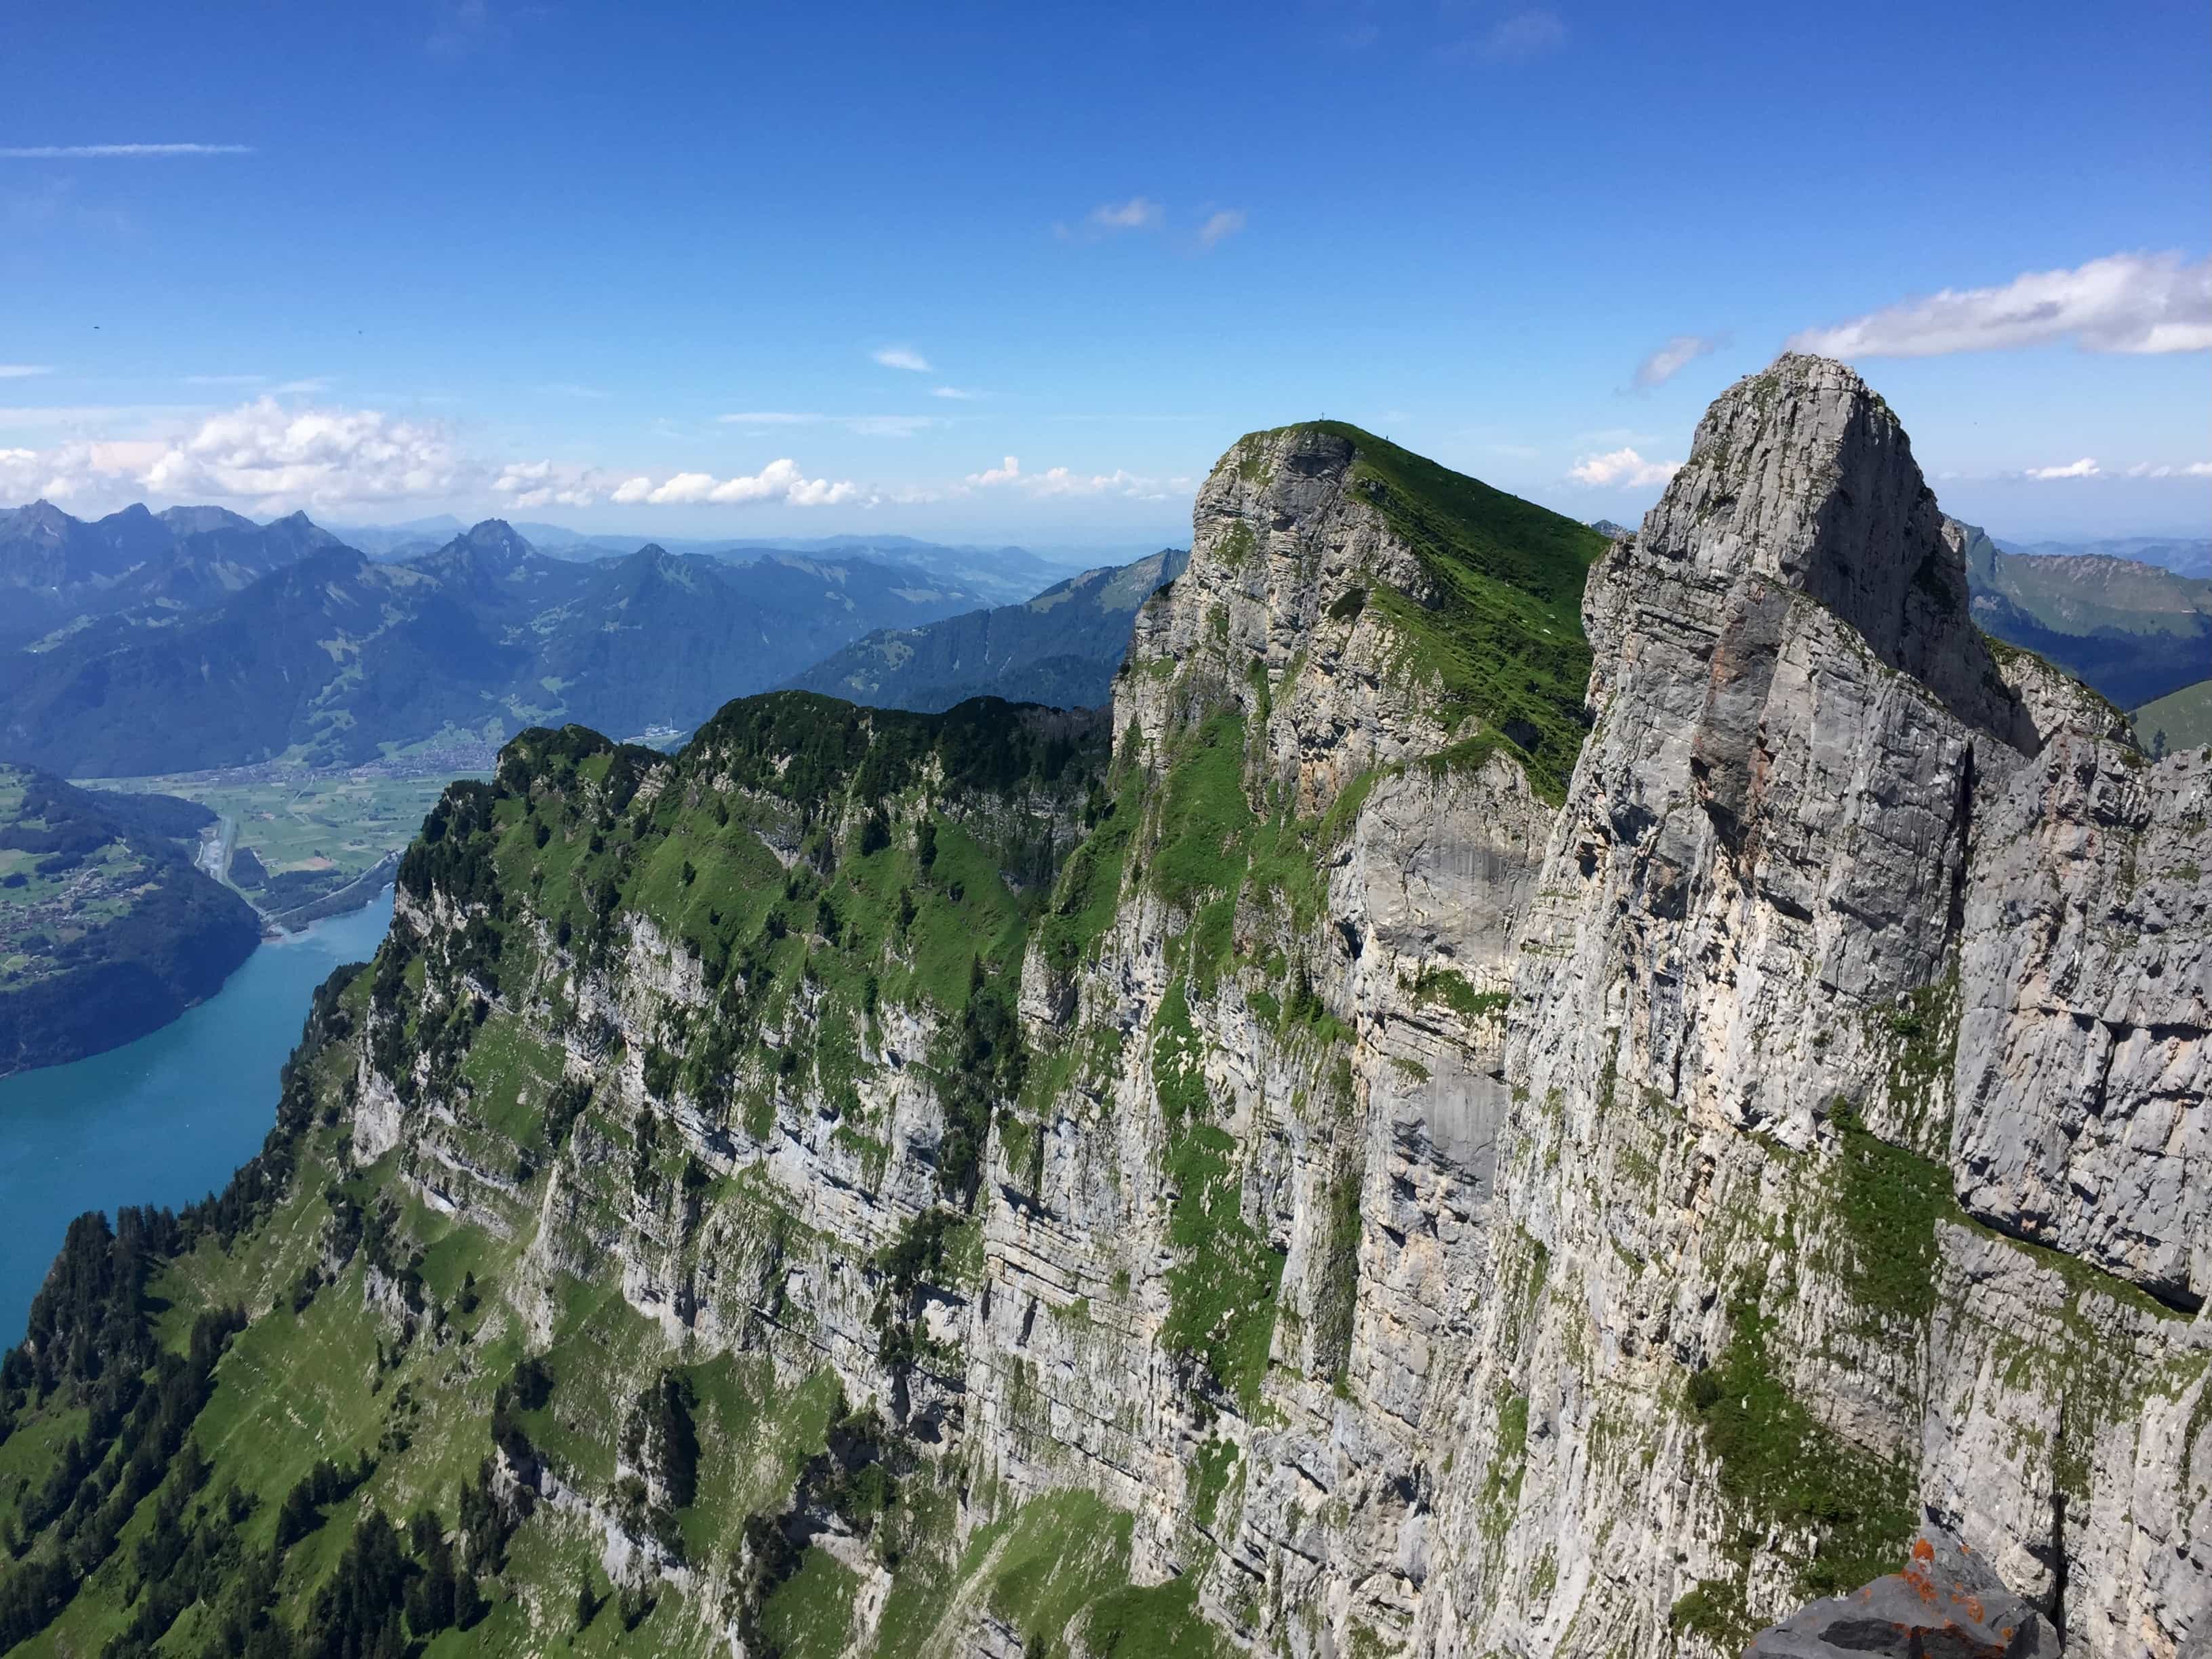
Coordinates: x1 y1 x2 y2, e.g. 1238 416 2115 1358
1746 1530 2060 1659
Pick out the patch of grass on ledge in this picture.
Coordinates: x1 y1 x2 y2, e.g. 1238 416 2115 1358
1685 1285 1915 1600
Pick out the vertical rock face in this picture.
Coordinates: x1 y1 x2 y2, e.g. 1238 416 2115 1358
200 357 2205 1657
1953 732 2210 1308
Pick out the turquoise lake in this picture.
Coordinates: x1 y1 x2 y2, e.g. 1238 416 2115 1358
0 891 394 1341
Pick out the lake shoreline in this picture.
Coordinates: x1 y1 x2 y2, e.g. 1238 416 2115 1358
0 888 395 1340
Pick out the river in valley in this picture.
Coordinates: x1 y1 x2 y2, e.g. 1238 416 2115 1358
0 890 395 1340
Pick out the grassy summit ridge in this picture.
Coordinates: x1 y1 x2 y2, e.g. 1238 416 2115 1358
1252 421 1608 802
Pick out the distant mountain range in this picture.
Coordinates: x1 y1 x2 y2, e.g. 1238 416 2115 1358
0 511 999 777
0 500 350 647
1994 532 2210 579
784 547 1189 713
6 496 2205 786
330 518 1086 606
1954 519 2211 709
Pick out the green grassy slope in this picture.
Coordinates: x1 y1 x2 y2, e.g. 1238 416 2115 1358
0 688 1235 1658
1276 421 1607 801
2131 678 2212 754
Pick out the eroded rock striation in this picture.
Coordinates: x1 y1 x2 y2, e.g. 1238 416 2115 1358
4 356 2205 1657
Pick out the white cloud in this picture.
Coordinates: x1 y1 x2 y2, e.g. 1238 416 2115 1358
1028 466 1142 498
270 377 331 395
1569 447 1681 488
0 364 52 379
961 454 1185 500
0 143 254 159
1197 209 1247 247
872 345 932 372
1788 252 2212 359
0 441 146 502
931 386 981 401
2025 457 2102 480
618 458 857 508
137 397 462 509
0 398 457 511
1633 334 1721 388
1089 197 1163 233
2125 460 2212 479
717 411 826 426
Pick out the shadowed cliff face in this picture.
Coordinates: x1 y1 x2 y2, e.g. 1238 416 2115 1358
3 359 2204 1659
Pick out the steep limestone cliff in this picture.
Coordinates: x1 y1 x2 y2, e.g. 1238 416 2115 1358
1 357 2203 1659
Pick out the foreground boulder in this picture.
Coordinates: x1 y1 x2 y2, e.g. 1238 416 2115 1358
1748 1530 2060 1659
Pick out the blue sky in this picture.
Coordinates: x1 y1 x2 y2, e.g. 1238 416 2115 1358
0 0 2205 546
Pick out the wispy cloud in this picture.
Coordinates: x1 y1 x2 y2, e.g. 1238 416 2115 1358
1632 334 1723 389
2025 457 2102 481
1569 447 1680 488
494 460 602 509
1788 252 2212 358
1088 197 1164 233
0 365 52 379
428 0 502 59
716 410 938 437
1449 9 1567 63
0 404 204 431
0 144 253 159
872 344 932 373
611 459 856 508
2125 460 2212 479
534 382 606 400
847 414 937 439
961 454 1190 500
931 386 982 401
176 374 329 394
1196 209 1247 247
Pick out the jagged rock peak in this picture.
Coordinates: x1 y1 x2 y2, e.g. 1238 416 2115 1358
1636 352 2029 746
